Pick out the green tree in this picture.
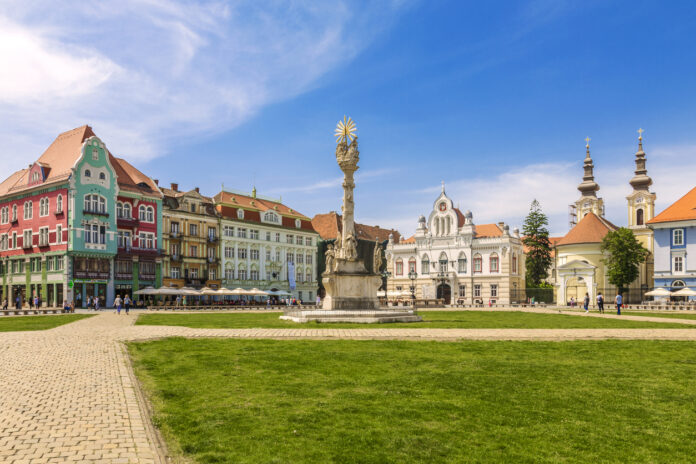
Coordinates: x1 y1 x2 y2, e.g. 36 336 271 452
601 227 650 295
522 199 553 287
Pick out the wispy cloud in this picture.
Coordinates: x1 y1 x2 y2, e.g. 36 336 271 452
0 0 409 171
268 168 397 194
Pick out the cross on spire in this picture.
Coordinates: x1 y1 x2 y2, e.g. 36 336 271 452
585 136 591 147
637 128 644 140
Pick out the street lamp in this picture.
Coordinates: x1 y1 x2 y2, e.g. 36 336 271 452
408 270 417 305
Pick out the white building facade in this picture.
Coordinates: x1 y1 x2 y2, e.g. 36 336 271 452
386 186 525 304
214 189 319 302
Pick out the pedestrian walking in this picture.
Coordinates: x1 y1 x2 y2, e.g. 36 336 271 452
2 299 7 310
583 293 590 313
175 295 181 307
615 293 622 315
114 295 122 315
94 297 101 312
124 294 131 315
33 295 39 309
597 292 604 313
15 295 21 310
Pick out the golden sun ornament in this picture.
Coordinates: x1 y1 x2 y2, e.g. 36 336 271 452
334 116 357 144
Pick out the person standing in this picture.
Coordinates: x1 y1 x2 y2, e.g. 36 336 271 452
175 295 181 307
583 293 590 313
615 293 622 315
33 294 39 310
597 292 604 314
95 296 101 312
2 299 7 310
124 294 131 315
114 294 122 315
15 294 21 310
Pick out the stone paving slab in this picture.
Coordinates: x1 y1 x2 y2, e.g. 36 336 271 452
3 312 696 463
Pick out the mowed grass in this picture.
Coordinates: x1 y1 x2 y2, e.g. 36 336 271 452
0 314 93 332
624 311 696 320
135 310 695 329
129 338 696 463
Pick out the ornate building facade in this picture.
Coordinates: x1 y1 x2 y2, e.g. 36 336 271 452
161 184 221 289
214 188 319 302
0 126 162 307
386 185 525 304
553 133 655 304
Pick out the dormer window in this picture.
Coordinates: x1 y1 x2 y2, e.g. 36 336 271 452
263 211 279 223
295 219 301 228
237 209 244 220
84 169 91 178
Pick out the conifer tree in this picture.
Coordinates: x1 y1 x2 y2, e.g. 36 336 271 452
522 199 552 287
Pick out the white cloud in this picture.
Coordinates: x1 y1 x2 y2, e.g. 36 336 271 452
378 144 696 238
0 1 408 171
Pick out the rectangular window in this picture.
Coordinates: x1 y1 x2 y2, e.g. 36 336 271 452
306 254 313 265
171 243 180 257
674 256 684 273
0 234 7 251
209 269 217 280
171 267 180 279
39 227 49 246
396 261 403 276
266 232 271 241
56 256 64 271
208 247 215 259
297 254 304 264
11 232 16 249
171 222 180 234
490 256 499 273
23 230 32 248
208 227 216 240
189 224 198 236
224 226 234 237
266 250 271 261
296 236 303 245
250 230 259 240
474 285 481 298
287 252 294 263
238 228 247 238
117 231 131 248
474 257 482 273
225 246 233 258
490 284 498 297
458 285 466 297
190 268 199 279
275 233 280 242
305 237 312 246
190 246 197 257
673 229 684 246
458 258 467 273
238 248 247 259
47 258 54 271
276 251 281 262
250 270 259 280
250 249 259 260
238 269 247 280
287 234 293 244
56 225 62 244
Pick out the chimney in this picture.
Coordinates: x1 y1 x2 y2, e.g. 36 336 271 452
171 182 178 191
195 187 200 193
498 222 505 229
153 179 159 186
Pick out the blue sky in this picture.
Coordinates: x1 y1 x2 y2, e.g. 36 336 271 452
2 1 696 236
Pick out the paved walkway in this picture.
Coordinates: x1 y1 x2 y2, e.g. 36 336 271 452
3 313 696 463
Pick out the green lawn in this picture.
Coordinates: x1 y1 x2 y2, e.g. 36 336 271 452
0 314 93 332
624 311 696 320
129 338 696 463
135 310 695 329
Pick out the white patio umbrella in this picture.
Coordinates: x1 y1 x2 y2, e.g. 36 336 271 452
133 286 158 295
216 288 238 296
267 289 293 296
228 288 251 295
248 288 270 296
199 287 219 296
644 287 672 297
672 287 696 297
152 287 185 295
180 287 201 295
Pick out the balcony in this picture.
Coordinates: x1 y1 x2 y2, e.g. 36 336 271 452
207 256 219 264
38 239 49 248
22 241 33 249
207 235 218 243
139 273 156 281
74 270 110 280
170 254 182 262
116 272 132 280
83 208 109 217
169 231 181 239
117 216 139 228
54 209 64 216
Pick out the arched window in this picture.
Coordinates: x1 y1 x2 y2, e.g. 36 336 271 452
439 252 448 272
458 252 467 273
56 194 63 213
139 205 147 221
23 201 33 219
672 280 686 289
147 206 154 222
395 258 403 276
295 219 301 228
264 211 279 223
512 253 518 273
123 203 131 218
237 209 244 220
84 194 107 214
421 255 430 275
0 207 7 224
636 208 644 226
490 253 499 273
99 172 106 180
117 202 123 218
473 254 482 273
84 169 91 178
39 198 49 216
408 257 416 274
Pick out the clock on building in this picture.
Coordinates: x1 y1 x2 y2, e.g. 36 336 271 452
438 202 447 212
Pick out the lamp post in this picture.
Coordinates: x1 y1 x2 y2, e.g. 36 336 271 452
408 270 417 306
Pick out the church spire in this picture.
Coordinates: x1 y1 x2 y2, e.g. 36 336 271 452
629 128 653 192
577 137 600 198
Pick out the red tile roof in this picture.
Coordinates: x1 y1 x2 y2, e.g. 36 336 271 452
400 235 415 244
311 212 401 242
556 212 617 246
474 223 503 238
215 190 309 220
110 156 162 198
648 186 696 224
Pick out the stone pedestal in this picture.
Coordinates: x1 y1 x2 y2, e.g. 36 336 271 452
321 258 381 310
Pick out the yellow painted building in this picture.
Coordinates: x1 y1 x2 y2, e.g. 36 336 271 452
161 183 221 289
553 134 655 304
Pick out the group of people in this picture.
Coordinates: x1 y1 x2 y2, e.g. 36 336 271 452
112 294 132 315
577 292 623 315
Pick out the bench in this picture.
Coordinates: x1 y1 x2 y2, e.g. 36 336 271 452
0 308 65 316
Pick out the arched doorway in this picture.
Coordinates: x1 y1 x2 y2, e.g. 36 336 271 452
565 276 587 305
437 283 451 304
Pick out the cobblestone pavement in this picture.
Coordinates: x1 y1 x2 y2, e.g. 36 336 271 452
3 313 696 463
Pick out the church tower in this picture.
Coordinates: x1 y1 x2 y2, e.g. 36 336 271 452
574 138 604 222
627 129 656 228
